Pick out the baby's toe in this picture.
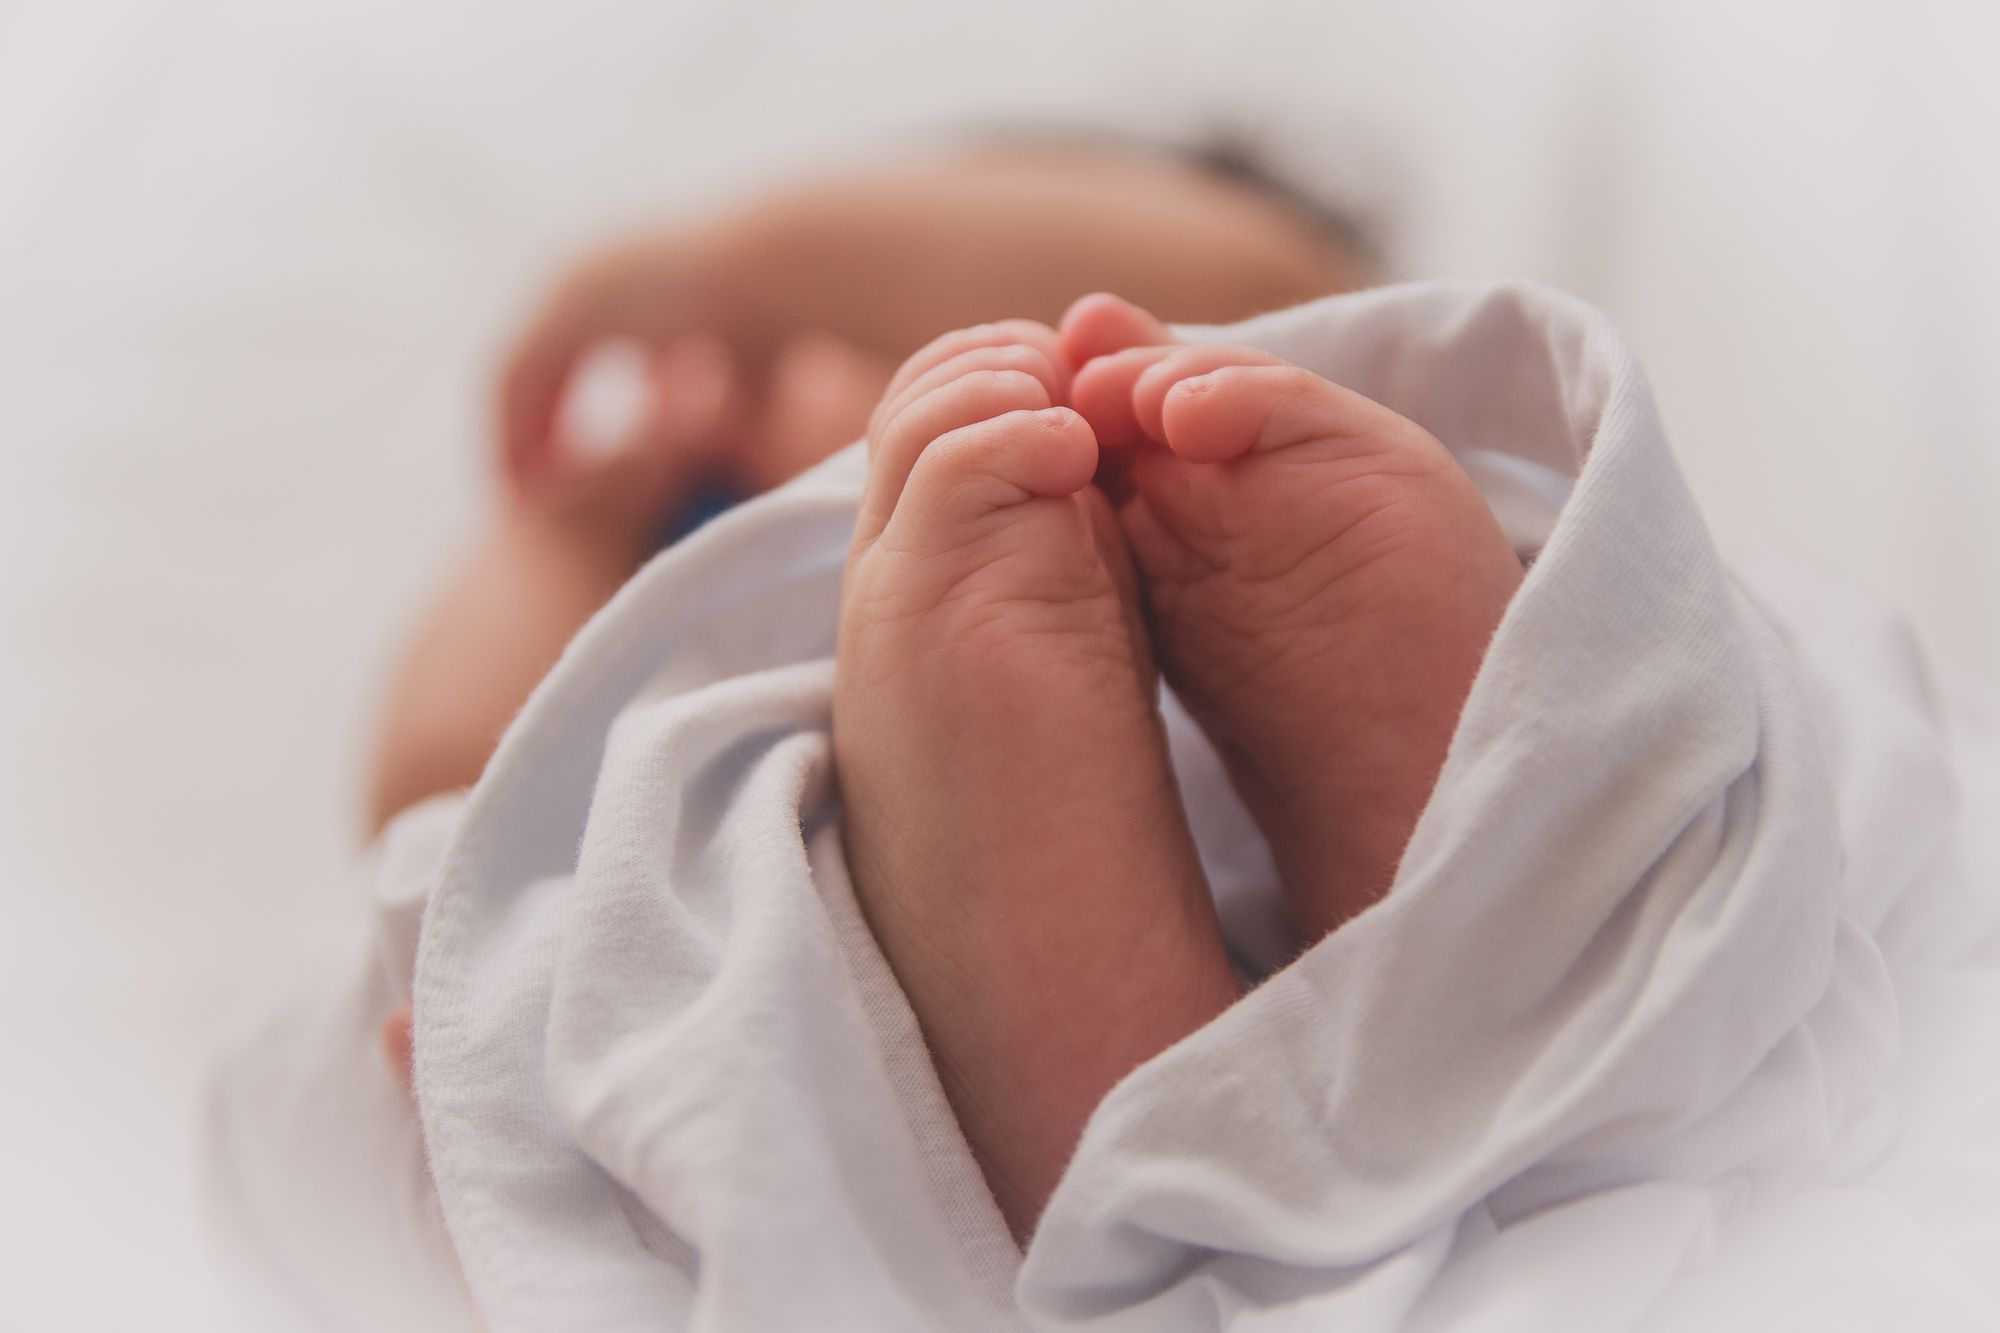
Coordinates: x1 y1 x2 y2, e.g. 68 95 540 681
884 408 1099 542
1140 351 1430 468
1058 292 1174 365
1074 344 1304 456
870 320 1069 437
858 360 1058 543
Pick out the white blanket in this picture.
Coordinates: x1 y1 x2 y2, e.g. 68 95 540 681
214 280 2000 1331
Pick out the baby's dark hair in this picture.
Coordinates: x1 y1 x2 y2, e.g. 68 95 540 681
1175 129 1382 278
953 121 1383 279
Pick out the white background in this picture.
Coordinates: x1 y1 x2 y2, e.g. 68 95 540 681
2 0 1996 1326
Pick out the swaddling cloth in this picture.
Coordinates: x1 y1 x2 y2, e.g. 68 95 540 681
216 280 2000 1331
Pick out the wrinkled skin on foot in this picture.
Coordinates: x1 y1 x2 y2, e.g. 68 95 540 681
1062 294 1525 942
834 320 1240 1242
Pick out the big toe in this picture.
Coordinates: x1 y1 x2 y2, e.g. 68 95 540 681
880 407 1100 550
1059 292 1174 365
1137 346 1428 468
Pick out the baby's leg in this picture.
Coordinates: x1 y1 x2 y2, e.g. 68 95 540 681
835 321 1240 1241
367 507 646 831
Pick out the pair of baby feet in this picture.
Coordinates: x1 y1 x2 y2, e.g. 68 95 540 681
834 295 1525 1241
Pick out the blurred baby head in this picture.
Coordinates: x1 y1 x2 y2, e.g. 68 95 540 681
513 134 1375 498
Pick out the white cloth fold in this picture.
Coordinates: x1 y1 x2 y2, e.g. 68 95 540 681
217 280 2000 1331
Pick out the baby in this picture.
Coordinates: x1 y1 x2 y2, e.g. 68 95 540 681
367 139 1515 1243
227 130 2000 1333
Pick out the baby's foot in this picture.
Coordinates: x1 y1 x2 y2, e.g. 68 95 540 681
834 321 1240 1240
1064 295 1524 942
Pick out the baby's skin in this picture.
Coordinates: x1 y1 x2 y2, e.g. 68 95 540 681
833 320 1244 1239
1061 295 1525 939
834 297 1522 1240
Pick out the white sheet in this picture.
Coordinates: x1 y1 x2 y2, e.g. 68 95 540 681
8 3 2000 1327
220 281 1995 1330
